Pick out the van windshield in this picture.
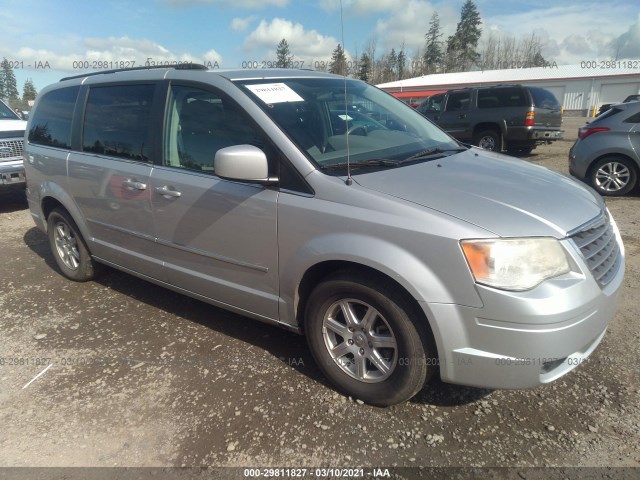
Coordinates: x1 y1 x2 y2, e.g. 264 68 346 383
238 77 461 171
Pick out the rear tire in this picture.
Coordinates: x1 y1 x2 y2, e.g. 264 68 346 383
473 129 501 151
304 271 436 407
47 208 98 281
589 156 637 196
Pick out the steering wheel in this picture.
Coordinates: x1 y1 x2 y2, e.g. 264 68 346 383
346 125 368 136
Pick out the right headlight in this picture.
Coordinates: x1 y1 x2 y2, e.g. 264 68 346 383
460 237 570 291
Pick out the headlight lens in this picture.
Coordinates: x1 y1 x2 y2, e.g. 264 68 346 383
461 238 570 291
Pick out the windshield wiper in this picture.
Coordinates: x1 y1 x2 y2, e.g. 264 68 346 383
319 159 396 170
319 147 467 171
401 146 467 163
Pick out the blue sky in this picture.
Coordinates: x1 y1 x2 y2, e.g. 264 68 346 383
2 0 639 94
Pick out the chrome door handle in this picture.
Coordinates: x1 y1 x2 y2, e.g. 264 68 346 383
122 179 147 190
155 185 182 198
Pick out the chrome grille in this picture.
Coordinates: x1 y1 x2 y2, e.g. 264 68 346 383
571 215 621 287
0 139 24 160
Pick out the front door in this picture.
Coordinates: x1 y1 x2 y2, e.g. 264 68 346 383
150 84 280 320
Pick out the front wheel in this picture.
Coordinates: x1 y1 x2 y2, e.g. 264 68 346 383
304 272 435 406
47 208 99 281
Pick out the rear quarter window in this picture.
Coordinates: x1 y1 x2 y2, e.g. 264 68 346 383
477 87 528 109
28 86 80 149
529 87 560 109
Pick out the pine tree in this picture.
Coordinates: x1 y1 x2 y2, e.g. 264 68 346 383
397 44 407 80
358 53 372 82
423 12 444 74
445 0 482 72
329 44 347 76
275 38 293 68
0 58 19 100
23 78 37 105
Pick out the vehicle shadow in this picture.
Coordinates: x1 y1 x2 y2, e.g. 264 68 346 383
0 189 28 213
23 225 490 408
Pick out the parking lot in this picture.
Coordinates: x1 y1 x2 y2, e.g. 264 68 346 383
0 116 639 474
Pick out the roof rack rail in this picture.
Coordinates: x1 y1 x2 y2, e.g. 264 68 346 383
60 62 208 82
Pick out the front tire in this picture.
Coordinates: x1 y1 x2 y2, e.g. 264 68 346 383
304 272 435 407
590 156 638 196
47 208 98 281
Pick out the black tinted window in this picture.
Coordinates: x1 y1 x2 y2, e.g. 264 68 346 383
529 87 560 109
28 86 79 149
83 84 154 161
445 92 470 112
478 87 527 108
624 111 640 123
597 107 623 121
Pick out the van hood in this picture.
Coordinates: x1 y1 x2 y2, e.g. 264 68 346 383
353 148 604 237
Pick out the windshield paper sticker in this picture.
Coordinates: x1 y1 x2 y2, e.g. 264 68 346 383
245 83 304 104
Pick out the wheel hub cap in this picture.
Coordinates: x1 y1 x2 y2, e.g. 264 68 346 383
322 299 397 383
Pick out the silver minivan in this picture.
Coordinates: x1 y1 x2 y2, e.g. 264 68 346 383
24 66 624 406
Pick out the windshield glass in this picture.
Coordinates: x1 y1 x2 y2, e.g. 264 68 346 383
0 100 20 120
237 77 461 171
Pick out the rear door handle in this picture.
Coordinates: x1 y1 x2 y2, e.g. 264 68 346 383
458 114 467 119
122 179 147 190
155 185 182 198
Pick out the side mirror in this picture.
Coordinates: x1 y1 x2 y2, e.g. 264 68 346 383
214 145 272 183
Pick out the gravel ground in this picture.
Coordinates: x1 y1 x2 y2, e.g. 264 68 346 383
0 116 638 478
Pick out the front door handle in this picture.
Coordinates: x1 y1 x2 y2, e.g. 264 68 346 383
458 114 467 119
122 179 147 190
155 185 182 198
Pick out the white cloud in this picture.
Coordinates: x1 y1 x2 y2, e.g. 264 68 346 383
164 0 288 7
318 0 397 14
231 16 255 32
612 13 640 58
6 36 222 72
373 1 459 53
244 17 342 64
484 2 637 63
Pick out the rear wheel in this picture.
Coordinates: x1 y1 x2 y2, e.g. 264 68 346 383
47 208 98 281
473 129 501 151
304 271 435 406
589 156 637 196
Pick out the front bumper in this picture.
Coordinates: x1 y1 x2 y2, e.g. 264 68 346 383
423 221 624 390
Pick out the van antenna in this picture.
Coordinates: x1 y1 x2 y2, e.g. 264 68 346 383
339 0 352 186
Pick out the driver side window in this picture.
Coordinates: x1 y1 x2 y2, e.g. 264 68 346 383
164 85 265 174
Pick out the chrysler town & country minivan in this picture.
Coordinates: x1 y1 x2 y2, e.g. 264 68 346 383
24 65 624 406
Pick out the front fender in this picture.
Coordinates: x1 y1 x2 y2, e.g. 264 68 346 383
278 232 483 327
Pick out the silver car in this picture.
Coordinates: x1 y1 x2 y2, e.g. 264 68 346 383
570 101 640 196
24 66 624 406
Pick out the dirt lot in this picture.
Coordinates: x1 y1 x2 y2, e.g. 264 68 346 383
0 116 638 478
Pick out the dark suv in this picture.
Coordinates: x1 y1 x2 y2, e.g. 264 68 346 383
417 85 563 154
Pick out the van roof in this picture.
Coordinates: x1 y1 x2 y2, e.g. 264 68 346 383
60 64 338 83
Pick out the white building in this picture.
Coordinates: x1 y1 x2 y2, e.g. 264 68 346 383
378 64 640 116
